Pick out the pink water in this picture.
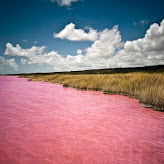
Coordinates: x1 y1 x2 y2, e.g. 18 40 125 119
0 76 164 164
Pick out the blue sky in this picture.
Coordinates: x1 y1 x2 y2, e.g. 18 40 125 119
0 0 164 74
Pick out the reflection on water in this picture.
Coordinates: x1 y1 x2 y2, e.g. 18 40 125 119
0 76 164 164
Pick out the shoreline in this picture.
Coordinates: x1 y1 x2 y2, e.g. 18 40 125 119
19 73 164 112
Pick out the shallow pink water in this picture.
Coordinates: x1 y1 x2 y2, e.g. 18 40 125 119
0 76 164 164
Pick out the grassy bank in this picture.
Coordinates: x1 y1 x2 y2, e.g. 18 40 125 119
20 72 164 111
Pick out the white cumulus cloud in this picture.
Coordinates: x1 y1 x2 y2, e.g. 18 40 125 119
77 49 82 55
86 26 123 59
0 56 18 72
20 58 27 64
6 59 18 70
115 19 164 67
54 24 123 58
50 0 80 6
5 43 46 57
54 23 98 41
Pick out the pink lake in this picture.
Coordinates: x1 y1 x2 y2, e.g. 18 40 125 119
0 76 164 164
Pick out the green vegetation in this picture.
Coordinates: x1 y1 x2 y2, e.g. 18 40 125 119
20 69 164 111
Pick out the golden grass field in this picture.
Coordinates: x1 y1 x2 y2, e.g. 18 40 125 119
20 72 164 111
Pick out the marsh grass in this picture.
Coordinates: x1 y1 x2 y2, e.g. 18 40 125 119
20 72 164 111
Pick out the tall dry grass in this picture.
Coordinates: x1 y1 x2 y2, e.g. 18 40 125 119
21 72 164 111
